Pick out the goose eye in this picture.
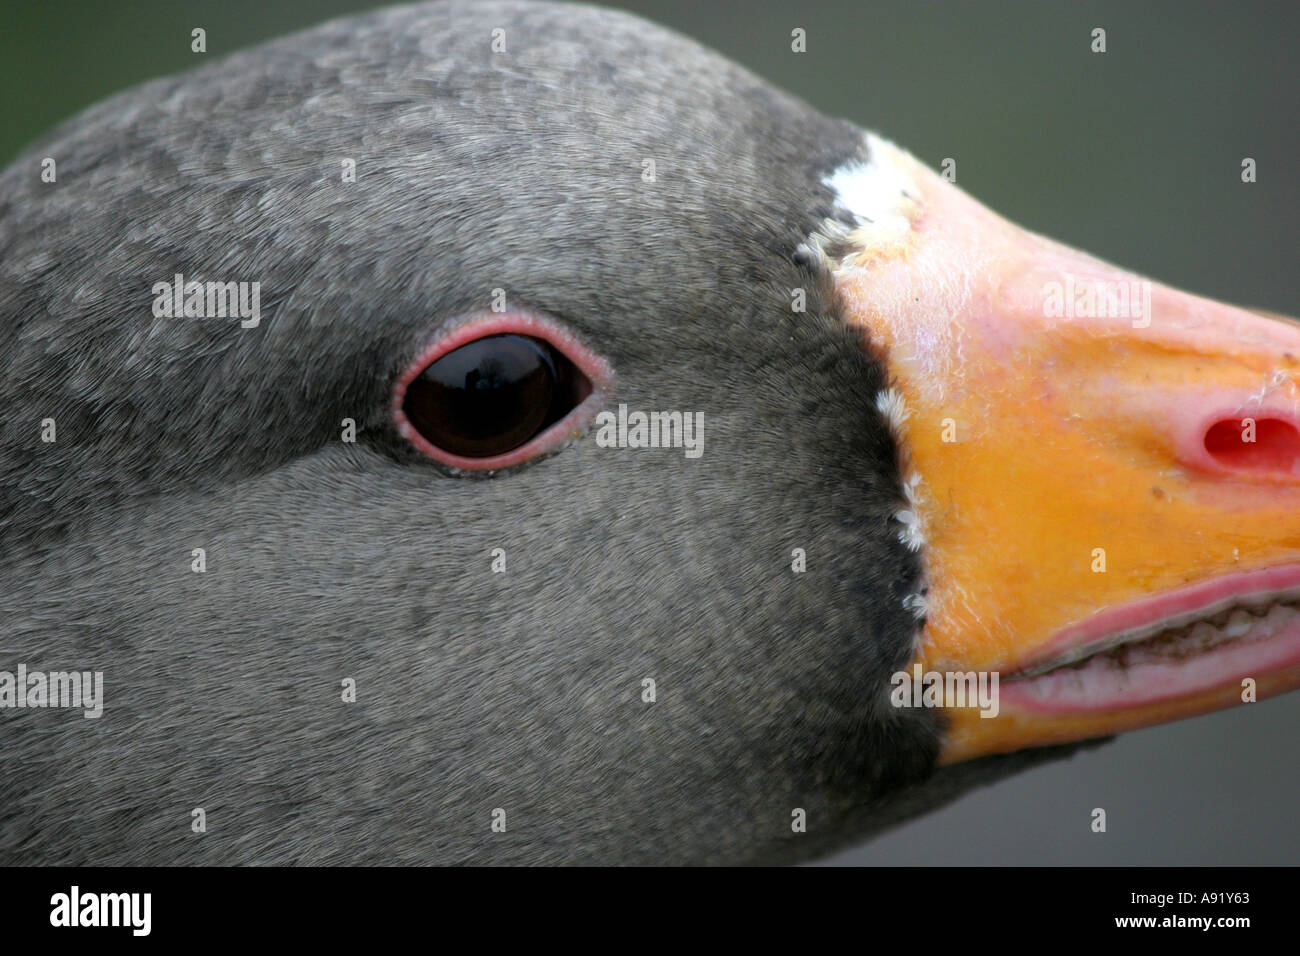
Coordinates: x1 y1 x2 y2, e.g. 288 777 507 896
395 315 610 471
403 334 589 458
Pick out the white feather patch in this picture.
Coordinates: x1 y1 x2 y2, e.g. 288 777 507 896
902 591 929 620
823 134 918 246
800 133 922 268
874 386 910 436
894 474 926 553
872 389 927 552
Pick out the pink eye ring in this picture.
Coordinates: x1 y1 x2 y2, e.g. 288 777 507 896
393 310 614 471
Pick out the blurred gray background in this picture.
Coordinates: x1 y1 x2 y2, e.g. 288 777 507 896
3 0 1296 864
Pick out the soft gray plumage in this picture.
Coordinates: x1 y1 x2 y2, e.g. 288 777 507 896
0 0 1084 864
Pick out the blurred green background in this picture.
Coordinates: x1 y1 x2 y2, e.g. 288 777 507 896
3 0 1296 864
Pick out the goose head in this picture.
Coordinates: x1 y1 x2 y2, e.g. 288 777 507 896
1 0 1296 864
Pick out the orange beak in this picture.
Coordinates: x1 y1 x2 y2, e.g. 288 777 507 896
831 137 1300 763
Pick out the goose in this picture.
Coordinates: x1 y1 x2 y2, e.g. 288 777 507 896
1 0 1296 865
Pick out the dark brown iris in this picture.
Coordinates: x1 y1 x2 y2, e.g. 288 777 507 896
403 334 590 458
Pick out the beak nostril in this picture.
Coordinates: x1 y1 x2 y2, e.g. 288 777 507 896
1203 417 1300 475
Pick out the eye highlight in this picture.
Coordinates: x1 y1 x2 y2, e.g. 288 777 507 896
393 311 613 472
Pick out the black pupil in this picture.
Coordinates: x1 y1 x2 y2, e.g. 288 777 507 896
403 334 590 459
